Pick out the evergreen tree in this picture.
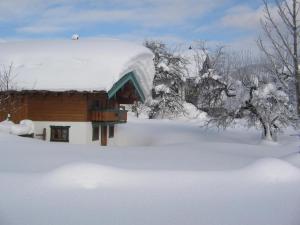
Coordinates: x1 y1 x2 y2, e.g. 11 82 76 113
144 40 187 119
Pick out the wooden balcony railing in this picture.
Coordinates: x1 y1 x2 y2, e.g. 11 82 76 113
90 107 127 123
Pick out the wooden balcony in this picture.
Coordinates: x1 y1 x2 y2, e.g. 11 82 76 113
90 107 127 123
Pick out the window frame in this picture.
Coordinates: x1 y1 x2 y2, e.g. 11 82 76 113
50 126 70 142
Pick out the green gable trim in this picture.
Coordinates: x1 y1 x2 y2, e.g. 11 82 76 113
108 72 146 103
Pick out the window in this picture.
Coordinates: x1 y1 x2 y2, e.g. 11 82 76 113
92 126 99 141
50 126 70 142
109 125 114 138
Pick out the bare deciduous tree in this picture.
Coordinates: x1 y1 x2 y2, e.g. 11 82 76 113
0 63 16 91
258 0 300 116
0 63 19 120
186 44 237 112
201 50 295 142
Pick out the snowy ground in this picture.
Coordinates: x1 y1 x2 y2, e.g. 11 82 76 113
0 115 300 225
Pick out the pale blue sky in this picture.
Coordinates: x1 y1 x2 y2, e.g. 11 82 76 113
0 0 267 49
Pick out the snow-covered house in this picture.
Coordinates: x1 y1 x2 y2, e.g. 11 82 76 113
0 39 155 145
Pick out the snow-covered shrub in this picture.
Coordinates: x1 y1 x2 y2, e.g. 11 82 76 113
148 88 185 119
144 40 187 119
131 100 151 118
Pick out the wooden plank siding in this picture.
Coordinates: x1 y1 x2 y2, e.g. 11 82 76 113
0 92 109 123
0 94 28 123
90 110 127 122
27 94 89 122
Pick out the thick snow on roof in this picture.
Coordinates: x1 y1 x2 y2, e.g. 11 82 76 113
0 38 155 97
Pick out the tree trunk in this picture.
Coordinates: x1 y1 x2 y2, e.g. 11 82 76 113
292 0 300 116
261 121 273 141
296 71 300 116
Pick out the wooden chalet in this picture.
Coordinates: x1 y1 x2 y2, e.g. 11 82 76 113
0 39 154 145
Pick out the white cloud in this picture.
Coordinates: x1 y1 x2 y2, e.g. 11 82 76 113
88 29 187 46
0 0 226 34
196 4 266 33
0 0 47 21
220 5 264 30
0 0 270 53
17 25 66 34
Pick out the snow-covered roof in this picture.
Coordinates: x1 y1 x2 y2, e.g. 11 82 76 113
181 48 207 78
0 38 155 97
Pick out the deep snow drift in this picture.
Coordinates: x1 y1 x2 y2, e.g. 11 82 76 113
0 116 300 225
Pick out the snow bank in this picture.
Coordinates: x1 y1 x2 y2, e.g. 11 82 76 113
0 118 300 225
243 158 300 182
0 38 155 97
45 163 132 189
45 158 300 191
0 120 14 133
0 119 34 135
10 120 34 135
282 152 300 168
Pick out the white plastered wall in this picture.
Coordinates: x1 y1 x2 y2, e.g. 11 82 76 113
33 121 97 144
33 121 124 145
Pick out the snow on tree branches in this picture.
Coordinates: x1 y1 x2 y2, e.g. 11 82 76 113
199 50 296 141
258 0 300 116
144 40 188 119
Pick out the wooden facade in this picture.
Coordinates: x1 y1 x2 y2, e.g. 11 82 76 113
0 78 144 146
1 91 102 123
0 90 133 123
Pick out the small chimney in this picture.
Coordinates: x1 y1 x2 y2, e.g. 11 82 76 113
72 34 80 40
